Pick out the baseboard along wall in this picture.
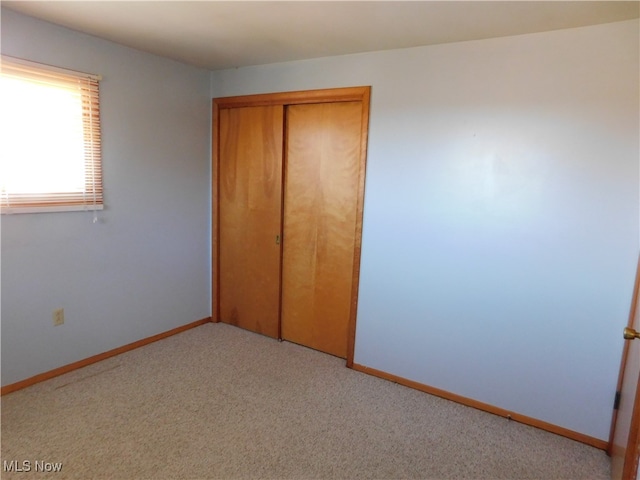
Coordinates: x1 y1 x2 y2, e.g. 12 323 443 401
351 363 608 451
1 319 608 452
1 317 212 395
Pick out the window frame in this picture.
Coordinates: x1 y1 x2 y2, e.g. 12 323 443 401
0 55 104 215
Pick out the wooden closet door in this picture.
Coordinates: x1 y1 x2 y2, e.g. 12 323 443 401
218 105 283 338
281 102 363 358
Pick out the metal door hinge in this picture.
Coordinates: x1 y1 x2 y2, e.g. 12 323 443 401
614 391 621 410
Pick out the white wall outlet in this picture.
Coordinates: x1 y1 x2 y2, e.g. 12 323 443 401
53 308 64 326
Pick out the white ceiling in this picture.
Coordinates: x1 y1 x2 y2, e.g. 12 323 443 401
3 1 639 70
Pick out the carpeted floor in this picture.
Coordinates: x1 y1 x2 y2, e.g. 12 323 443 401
1 322 610 479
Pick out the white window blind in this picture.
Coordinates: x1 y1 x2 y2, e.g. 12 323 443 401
0 55 103 214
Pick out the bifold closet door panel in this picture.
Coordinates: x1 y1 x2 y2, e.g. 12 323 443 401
281 101 363 358
219 105 284 338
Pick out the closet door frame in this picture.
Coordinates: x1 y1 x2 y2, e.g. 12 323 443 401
212 86 371 367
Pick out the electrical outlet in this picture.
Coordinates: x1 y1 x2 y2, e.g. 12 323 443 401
53 308 64 326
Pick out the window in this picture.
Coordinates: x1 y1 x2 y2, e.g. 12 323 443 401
0 55 103 214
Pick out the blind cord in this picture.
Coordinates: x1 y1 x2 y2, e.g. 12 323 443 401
86 78 98 224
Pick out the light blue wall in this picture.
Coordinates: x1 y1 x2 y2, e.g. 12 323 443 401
211 20 639 441
2 7 637 443
1 9 211 385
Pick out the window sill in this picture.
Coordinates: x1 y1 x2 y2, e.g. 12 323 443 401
1 205 104 215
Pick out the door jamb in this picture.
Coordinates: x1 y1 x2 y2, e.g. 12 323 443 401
608 255 640 455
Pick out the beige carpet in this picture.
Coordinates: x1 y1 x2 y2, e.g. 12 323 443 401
1 322 610 479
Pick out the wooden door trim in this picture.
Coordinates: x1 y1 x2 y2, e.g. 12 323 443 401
608 255 640 454
346 87 371 368
212 86 371 367
214 86 369 110
211 100 220 323
622 372 640 479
